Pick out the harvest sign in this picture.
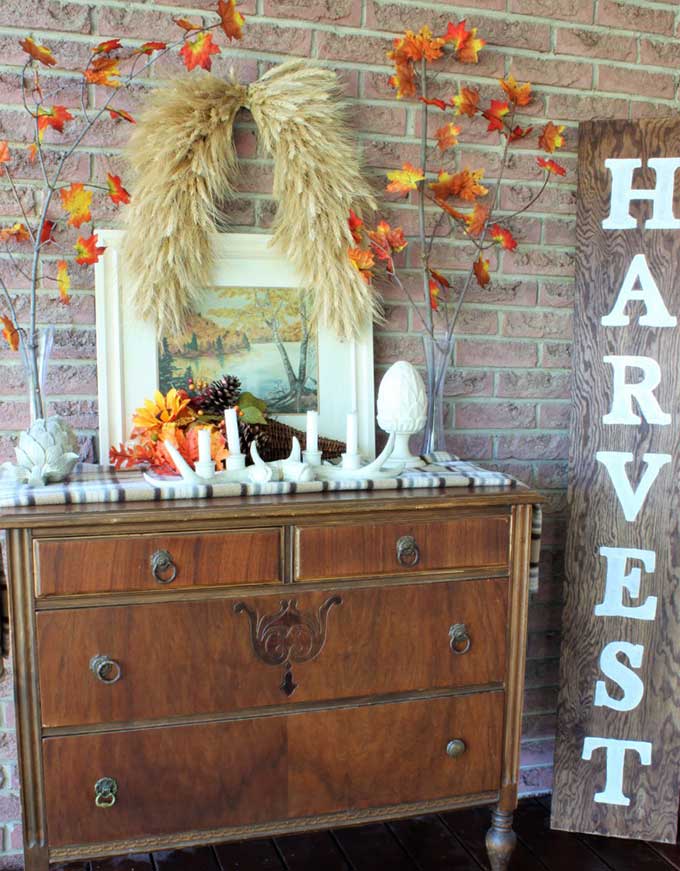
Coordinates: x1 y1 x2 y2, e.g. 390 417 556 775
552 118 680 843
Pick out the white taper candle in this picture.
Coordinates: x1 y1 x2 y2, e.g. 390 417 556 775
346 410 358 456
197 427 212 464
224 407 241 454
306 410 319 453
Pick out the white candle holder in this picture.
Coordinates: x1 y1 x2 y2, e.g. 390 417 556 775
226 453 246 471
149 441 252 485
314 433 403 481
302 449 322 466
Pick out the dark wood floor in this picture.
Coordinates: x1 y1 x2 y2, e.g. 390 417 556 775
47 796 680 871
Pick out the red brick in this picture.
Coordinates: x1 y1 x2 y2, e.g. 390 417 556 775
452 308 498 336
598 0 675 36
497 433 569 460
555 27 636 62
264 0 361 25
538 281 575 308
442 369 494 397
50 327 96 360
501 183 576 216
466 279 538 307
509 0 592 22
525 659 560 688
536 462 569 489
598 65 675 100
503 248 575 279
521 737 556 769
455 400 536 429
640 37 680 69
316 31 390 64
362 138 421 171
241 22 313 57
503 310 573 339
374 335 425 365
485 460 535 484
496 370 570 399
630 100 679 120
456 339 538 368
542 342 572 368
510 56 593 90
0 401 29 430
539 402 571 429
445 434 493 459
548 92 629 122
366 1 505 35
543 218 575 247
233 162 274 195
0 0 91 32
351 103 407 136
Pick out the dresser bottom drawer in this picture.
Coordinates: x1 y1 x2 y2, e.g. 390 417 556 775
43 691 503 849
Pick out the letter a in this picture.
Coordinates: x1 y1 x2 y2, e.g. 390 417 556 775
596 452 671 522
601 254 676 328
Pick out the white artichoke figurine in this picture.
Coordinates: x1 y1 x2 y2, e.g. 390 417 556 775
2 417 79 487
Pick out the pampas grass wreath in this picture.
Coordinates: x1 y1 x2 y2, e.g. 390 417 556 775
123 60 381 340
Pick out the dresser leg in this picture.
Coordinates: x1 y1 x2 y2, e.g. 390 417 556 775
485 807 517 871
23 845 50 871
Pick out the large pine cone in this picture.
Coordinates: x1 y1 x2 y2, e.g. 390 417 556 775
192 374 242 417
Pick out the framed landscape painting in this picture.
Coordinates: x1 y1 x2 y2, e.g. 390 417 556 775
94 231 375 458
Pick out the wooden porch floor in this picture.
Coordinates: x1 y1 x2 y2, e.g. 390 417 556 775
49 796 680 871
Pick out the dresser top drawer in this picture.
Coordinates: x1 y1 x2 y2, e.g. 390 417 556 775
294 513 510 582
43 691 504 849
34 527 283 597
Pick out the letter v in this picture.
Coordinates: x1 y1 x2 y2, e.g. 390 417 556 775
596 452 671 522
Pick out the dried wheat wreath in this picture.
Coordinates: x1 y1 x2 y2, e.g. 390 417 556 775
123 60 379 340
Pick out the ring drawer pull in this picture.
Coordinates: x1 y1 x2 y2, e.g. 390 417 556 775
449 623 471 655
151 549 177 584
94 776 118 809
90 654 122 685
396 535 420 567
446 739 467 759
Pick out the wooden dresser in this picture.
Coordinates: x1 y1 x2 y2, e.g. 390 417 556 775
0 486 537 871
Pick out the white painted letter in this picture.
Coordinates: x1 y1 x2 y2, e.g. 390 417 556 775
603 356 671 426
601 254 677 328
596 452 671 522
595 547 657 621
594 641 645 712
603 157 680 230
582 737 652 806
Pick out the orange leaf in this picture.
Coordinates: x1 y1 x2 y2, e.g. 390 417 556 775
430 268 450 289
135 41 167 55
490 223 517 251
386 162 424 196
20 36 57 67
537 157 566 177
393 27 444 63
60 182 93 228
56 260 71 304
450 86 479 117
348 209 363 243
368 220 407 270
348 247 375 284
507 124 533 142
74 233 106 266
420 96 447 111
429 168 488 202
387 54 416 100
443 21 485 63
36 105 73 140
94 38 122 54
84 56 121 88
429 279 441 311
499 74 532 107
218 0 246 40
0 141 9 176
179 32 221 72
435 122 461 152
27 143 38 163
106 172 131 206
40 219 56 245
1 315 19 351
482 99 510 133
464 203 489 237
539 121 565 154
109 108 136 124
0 223 30 243
174 17 202 30
435 198 466 222
473 256 490 288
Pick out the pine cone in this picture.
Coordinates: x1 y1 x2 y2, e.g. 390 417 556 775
191 374 242 417
239 420 271 458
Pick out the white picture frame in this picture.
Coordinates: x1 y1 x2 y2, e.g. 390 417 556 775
94 231 376 459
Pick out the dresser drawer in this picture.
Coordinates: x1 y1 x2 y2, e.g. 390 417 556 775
43 691 503 848
37 578 507 727
34 528 283 597
295 514 510 581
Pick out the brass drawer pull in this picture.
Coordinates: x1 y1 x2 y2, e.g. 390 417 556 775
449 623 471 655
446 739 467 759
90 654 122 685
151 549 177 584
94 776 118 808
396 535 420 567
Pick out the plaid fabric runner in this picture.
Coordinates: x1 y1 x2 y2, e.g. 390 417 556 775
0 455 542 667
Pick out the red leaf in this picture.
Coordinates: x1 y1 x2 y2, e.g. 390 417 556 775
109 108 136 124
218 0 246 40
348 209 363 243
537 157 566 177
473 256 490 288
489 223 517 251
94 38 122 55
135 41 167 55
179 32 221 72
20 37 57 67
106 173 131 206
482 99 509 133
74 233 106 266
419 96 447 111
40 219 56 245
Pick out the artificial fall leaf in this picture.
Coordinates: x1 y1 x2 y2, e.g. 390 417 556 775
499 75 532 107
0 223 30 243
430 268 450 289
174 17 202 30
0 141 9 176
56 260 70 303
539 121 565 153
395 27 444 63
106 173 131 206
36 105 73 140
368 220 407 270
348 247 375 284
435 122 461 151
133 388 194 436
386 163 425 196
348 209 363 243
60 182 93 228
180 32 221 72
27 143 38 162
429 168 488 202
537 156 567 177
218 0 246 40
387 54 416 100
429 279 440 311
483 99 510 133
490 223 517 251
74 233 106 266
508 124 533 142
420 96 447 111
109 108 136 124
435 197 466 222
451 86 480 117
464 203 489 237
85 56 121 88
40 219 56 245
473 256 490 288
443 21 485 64
1 315 19 351
136 41 168 55
20 36 57 67
94 38 122 54
429 170 459 199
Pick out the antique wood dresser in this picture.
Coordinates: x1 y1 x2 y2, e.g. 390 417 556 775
0 485 538 870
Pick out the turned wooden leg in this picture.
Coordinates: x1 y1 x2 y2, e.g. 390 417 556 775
23 844 50 871
485 807 517 871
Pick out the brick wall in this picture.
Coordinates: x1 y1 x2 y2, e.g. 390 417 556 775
0 0 679 863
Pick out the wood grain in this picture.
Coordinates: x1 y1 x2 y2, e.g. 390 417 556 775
552 117 680 842
42 692 503 849
36 578 507 727
34 527 283 597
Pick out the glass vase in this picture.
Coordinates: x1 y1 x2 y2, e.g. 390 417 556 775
19 325 53 423
420 331 453 456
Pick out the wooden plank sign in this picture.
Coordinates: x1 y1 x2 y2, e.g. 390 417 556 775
552 118 680 843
